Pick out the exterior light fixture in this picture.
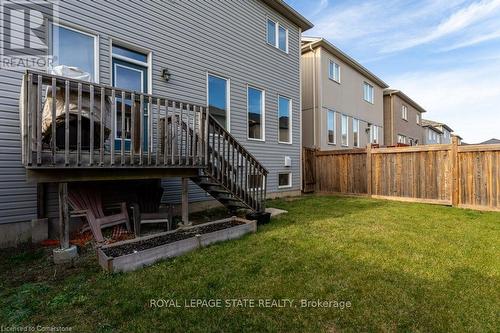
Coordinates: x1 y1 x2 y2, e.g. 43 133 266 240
161 68 171 82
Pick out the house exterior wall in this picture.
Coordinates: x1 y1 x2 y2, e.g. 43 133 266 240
422 127 442 144
441 128 452 144
0 0 304 245
302 46 385 150
383 94 424 146
301 51 317 148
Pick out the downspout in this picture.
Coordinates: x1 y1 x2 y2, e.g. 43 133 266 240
390 93 394 145
309 43 317 148
299 28 303 193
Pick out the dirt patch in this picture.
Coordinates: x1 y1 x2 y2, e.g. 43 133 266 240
103 220 246 258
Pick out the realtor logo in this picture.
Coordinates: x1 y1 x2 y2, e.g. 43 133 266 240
1 0 58 69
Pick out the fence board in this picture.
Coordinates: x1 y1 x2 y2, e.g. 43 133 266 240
303 140 500 212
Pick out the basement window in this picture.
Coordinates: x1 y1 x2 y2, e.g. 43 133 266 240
278 172 292 189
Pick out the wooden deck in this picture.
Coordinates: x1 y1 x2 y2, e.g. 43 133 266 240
21 71 209 183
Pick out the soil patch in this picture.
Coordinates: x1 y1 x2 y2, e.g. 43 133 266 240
103 220 245 258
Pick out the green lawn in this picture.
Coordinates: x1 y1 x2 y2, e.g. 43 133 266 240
1 195 499 332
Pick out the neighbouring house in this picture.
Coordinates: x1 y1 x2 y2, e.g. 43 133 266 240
301 37 389 150
421 119 454 144
0 0 313 247
451 133 463 145
478 138 500 145
383 89 426 146
421 120 444 144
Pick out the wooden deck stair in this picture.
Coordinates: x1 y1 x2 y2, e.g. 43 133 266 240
191 115 267 212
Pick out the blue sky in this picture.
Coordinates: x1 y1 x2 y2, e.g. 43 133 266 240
286 0 500 143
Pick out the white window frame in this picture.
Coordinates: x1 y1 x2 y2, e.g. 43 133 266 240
206 72 231 132
401 105 408 121
266 18 288 53
416 113 421 125
277 95 292 144
48 21 99 83
341 114 349 147
278 172 292 189
328 60 341 83
112 64 144 142
247 85 265 141
363 82 374 104
397 134 406 144
352 118 360 147
111 43 151 143
327 109 336 145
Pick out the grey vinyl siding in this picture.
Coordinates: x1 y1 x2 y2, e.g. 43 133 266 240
0 0 302 227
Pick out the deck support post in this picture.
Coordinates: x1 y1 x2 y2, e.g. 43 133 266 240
53 182 77 264
58 182 70 249
180 177 191 227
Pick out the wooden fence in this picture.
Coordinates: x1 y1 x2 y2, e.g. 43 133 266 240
303 138 500 211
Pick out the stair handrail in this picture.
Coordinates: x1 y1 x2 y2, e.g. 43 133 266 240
205 114 268 212
206 114 269 176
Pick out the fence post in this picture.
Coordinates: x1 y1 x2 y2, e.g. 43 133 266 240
451 136 459 207
366 144 372 196
314 148 319 193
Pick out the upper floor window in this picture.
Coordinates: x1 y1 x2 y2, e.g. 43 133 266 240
247 86 265 140
327 110 335 144
370 125 379 144
353 118 359 147
278 96 291 143
363 82 374 104
329 60 340 83
341 114 348 146
49 23 98 82
401 105 408 120
267 19 288 53
416 113 421 125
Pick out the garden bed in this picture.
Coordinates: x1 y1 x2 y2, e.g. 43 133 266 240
97 217 256 273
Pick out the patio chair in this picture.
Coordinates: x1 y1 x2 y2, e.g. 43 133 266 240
68 185 131 244
130 184 174 237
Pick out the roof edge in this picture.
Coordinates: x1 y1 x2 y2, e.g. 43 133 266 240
261 0 314 31
302 37 389 88
384 89 427 113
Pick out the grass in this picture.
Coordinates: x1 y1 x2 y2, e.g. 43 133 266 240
1 195 499 332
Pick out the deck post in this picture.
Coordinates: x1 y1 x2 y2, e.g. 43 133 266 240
180 177 191 227
58 183 70 249
53 182 77 264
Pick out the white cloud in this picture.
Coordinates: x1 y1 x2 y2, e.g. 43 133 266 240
387 62 500 143
440 28 500 51
383 0 500 53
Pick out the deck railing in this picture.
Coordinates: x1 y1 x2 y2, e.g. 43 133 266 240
206 116 268 212
21 70 209 168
